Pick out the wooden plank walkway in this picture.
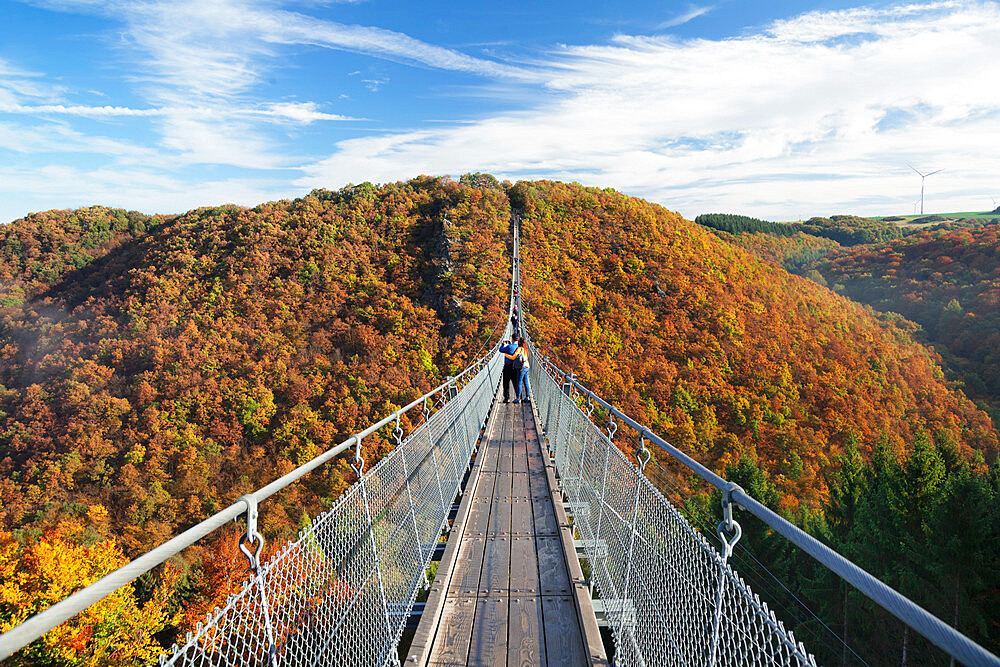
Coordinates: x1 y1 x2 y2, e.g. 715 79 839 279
407 395 607 667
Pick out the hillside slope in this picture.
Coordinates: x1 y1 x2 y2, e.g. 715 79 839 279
2 178 998 664
811 224 1000 421
514 181 997 510
0 177 511 555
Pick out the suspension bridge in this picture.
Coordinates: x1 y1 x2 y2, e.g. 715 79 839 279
1 226 998 666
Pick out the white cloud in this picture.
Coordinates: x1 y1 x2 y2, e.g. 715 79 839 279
8 0 534 173
0 120 156 158
0 101 357 122
0 103 164 117
657 4 714 29
260 101 357 122
297 1 1000 219
0 58 63 106
5 1 999 222
0 163 287 220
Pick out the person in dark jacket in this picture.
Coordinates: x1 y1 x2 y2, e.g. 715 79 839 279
500 338 518 402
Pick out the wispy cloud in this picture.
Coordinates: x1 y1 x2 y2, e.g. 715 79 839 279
5 0 536 177
298 1 1000 219
657 4 714 29
0 101 358 122
0 58 62 106
4 0 1000 223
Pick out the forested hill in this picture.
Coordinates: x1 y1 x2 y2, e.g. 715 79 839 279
811 225 1000 421
1 177 998 662
513 181 996 508
0 176 510 556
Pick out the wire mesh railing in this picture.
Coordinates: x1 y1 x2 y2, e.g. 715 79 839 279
0 340 506 666
529 353 817 667
158 350 504 666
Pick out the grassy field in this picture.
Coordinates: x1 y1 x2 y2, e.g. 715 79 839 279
872 211 1000 222
771 212 1000 226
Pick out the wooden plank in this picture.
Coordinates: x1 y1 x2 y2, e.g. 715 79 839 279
487 496 512 536
448 536 487 596
466 498 493 536
511 472 530 497
478 536 511 596
480 440 501 472
475 472 500 500
508 596 546 667
531 495 560 536
493 472 514 499
409 384 506 667
467 597 508 667
511 498 534 536
528 470 549 496
427 597 476 667
541 596 588 667
526 454 547 476
536 409 610 667
508 536 539 595
499 441 514 473
536 536 571 595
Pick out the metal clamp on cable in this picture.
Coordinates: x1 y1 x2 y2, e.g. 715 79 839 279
636 434 651 470
422 397 432 423
392 416 404 447
607 418 617 442
237 494 264 571
351 435 365 480
716 482 744 563
236 493 278 666
349 435 365 477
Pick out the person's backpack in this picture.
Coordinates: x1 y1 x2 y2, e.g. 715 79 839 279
512 348 525 371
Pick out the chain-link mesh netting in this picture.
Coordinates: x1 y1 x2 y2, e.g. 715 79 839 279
159 351 503 667
529 352 817 667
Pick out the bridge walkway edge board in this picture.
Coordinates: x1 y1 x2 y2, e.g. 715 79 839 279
409 389 608 667
530 399 608 667
406 382 505 665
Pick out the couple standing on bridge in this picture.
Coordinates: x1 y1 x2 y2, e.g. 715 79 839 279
501 335 531 403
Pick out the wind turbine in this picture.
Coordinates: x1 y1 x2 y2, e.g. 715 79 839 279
908 164 943 215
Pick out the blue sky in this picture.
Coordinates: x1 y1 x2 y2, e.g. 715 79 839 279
1 0 998 223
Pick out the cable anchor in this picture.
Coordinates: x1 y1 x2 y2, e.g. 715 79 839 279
237 494 264 570
392 415 404 447
349 435 365 477
716 482 744 563
636 434 651 470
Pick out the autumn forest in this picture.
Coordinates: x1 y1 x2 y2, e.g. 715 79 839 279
1 176 998 664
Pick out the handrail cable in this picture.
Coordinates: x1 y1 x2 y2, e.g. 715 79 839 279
530 353 999 667
513 214 998 667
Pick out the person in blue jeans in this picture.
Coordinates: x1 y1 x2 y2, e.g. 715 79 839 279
504 336 530 402
500 338 519 402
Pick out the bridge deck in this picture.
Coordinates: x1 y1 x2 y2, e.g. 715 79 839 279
408 395 606 666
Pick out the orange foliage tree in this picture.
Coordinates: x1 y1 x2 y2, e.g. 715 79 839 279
0 514 179 666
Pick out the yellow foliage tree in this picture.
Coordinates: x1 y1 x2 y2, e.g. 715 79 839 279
0 517 179 666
